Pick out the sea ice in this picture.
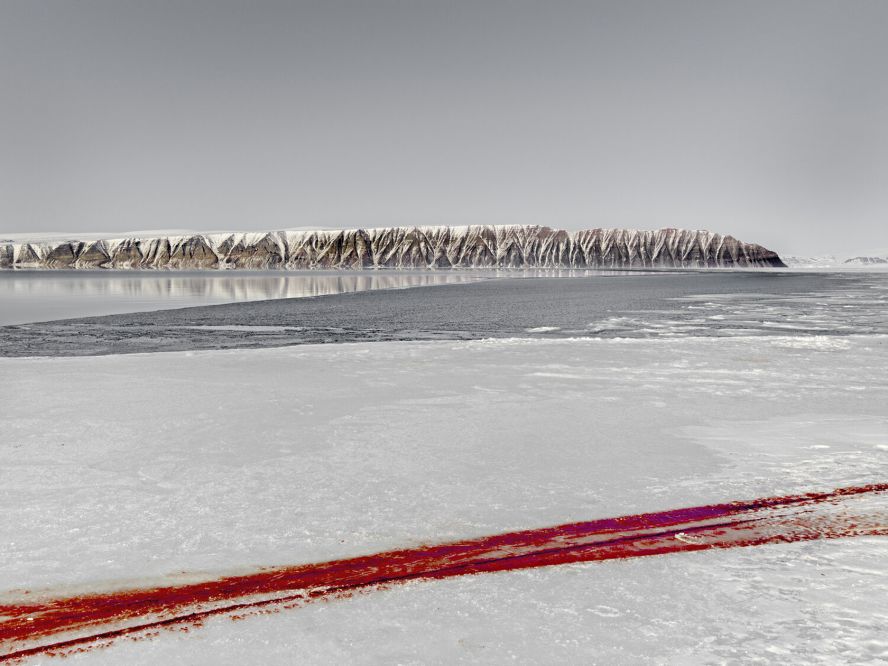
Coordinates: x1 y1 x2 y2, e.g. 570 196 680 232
1 332 885 663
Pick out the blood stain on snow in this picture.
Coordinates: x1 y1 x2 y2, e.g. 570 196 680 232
0 483 885 662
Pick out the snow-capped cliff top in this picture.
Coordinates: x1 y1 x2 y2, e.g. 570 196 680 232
1 225 785 270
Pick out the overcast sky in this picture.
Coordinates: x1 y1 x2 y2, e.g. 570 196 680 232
1 1 886 255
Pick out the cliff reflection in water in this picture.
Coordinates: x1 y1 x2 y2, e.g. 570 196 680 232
0 271 485 326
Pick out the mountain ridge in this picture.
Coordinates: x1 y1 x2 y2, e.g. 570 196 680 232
0 225 785 269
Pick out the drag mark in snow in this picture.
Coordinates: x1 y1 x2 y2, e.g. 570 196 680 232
1 483 885 661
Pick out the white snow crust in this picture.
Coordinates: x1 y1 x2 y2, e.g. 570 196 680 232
1 332 886 663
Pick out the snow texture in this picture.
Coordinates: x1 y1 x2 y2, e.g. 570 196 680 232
2 330 886 663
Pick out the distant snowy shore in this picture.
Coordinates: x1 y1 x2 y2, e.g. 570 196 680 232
782 254 888 268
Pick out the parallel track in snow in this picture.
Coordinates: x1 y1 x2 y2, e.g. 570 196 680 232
1 483 885 662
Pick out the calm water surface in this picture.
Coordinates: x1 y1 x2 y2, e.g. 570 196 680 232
0 270 487 326
2 270 885 356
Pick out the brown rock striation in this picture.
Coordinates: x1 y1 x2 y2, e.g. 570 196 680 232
0 226 785 269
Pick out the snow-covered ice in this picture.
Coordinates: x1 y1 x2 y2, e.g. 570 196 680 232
1 328 886 663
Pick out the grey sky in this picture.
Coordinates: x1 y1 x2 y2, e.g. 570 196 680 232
1 1 886 255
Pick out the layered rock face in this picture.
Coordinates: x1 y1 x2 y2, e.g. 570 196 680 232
0 226 785 269
844 256 888 265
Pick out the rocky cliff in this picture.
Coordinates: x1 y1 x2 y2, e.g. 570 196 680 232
844 256 888 265
0 226 785 269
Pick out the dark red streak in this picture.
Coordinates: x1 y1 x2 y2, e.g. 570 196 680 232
1 483 885 662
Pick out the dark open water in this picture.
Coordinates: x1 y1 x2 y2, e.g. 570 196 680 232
1 271 885 356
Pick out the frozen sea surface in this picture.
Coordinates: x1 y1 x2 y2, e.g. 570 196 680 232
2 336 886 663
0 270 886 663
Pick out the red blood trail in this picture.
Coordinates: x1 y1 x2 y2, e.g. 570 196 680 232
1 483 885 662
